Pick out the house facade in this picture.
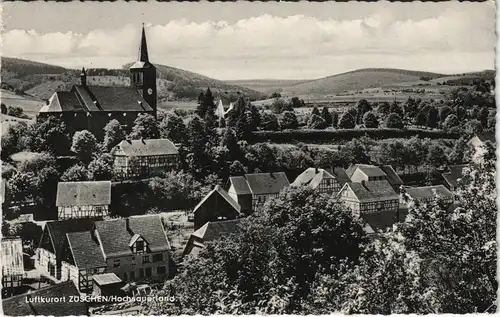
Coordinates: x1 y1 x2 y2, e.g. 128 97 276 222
38 25 157 141
292 167 349 195
56 181 111 220
347 164 403 191
338 180 399 217
35 215 171 294
1 238 25 292
403 185 454 206
112 139 179 179
193 185 241 230
228 172 290 212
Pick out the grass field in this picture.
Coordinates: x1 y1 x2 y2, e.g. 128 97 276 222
1 90 45 117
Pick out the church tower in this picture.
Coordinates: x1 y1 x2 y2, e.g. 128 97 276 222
130 24 157 115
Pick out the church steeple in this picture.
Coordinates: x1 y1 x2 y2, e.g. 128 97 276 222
138 23 149 63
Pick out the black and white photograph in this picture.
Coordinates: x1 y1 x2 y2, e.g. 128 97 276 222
0 1 496 315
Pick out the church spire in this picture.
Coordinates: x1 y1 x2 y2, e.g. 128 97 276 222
138 23 149 63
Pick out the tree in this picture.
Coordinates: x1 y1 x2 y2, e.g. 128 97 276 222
307 114 327 130
478 107 489 128
280 111 299 130
443 114 459 131
377 102 390 116
221 128 240 160
260 112 280 131
61 164 89 182
248 105 261 131
271 98 290 114
235 110 252 141
103 119 125 151
339 139 370 165
338 112 355 129
331 111 339 128
1 122 28 161
290 97 303 108
187 116 211 177
311 107 321 117
362 111 379 128
71 130 99 163
439 106 453 122
7 106 29 119
447 136 472 164
87 154 114 181
26 116 71 154
426 106 439 129
426 144 447 167
159 113 188 145
129 113 159 139
389 102 404 117
321 107 333 126
229 160 247 176
386 113 404 129
464 119 483 135
196 88 215 118
356 99 372 124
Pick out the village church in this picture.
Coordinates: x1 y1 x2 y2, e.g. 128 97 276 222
39 25 157 139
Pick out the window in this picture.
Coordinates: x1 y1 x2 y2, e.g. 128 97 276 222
152 254 163 262
139 268 144 278
135 240 145 253
142 255 150 263
96 206 103 215
113 259 120 268
157 266 166 275
145 267 152 277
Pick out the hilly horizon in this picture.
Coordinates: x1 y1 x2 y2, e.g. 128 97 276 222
1 56 494 102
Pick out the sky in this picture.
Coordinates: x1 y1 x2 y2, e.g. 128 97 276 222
1 1 496 80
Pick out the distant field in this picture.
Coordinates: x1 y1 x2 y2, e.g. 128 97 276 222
226 79 308 93
1 90 45 117
158 100 198 111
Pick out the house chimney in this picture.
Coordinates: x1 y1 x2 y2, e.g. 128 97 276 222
80 67 87 86
141 138 145 144
126 218 133 235
315 167 319 174
361 180 367 188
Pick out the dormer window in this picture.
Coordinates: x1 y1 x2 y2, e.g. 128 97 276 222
129 234 148 254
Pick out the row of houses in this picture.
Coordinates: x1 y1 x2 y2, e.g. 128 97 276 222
183 162 469 256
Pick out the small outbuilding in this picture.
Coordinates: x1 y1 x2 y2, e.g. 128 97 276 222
92 273 124 296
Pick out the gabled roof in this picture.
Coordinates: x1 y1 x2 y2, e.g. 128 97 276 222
43 218 96 257
380 165 403 186
243 172 290 195
193 185 241 214
114 138 179 157
95 215 170 258
229 176 252 195
40 91 84 113
344 180 399 202
327 167 351 185
192 219 243 242
474 131 495 144
293 167 350 190
2 281 88 316
74 85 154 112
405 185 453 201
442 164 475 189
292 167 320 187
56 181 111 207
66 231 106 269
347 164 387 178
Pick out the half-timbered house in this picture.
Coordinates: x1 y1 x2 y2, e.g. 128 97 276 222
1 238 25 292
338 180 399 217
56 181 111 220
403 185 454 206
228 172 289 212
292 167 350 195
112 138 179 179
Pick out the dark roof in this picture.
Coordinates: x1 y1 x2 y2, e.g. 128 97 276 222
115 139 179 157
40 91 84 113
380 165 403 186
95 215 170 258
194 185 241 214
329 167 351 185
362 209 408 233
66 231 106 269
229 176 252 195
56 181 111 207
442 164 475 189
348 164 387 178
92 273 122 286
244 172 290 195
192 219 242 242
475 131 495 144
44 218 96 256
346 180 399 202
81 85 153 112
2 281 88 316
292 167 320 186
405 185 453 200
